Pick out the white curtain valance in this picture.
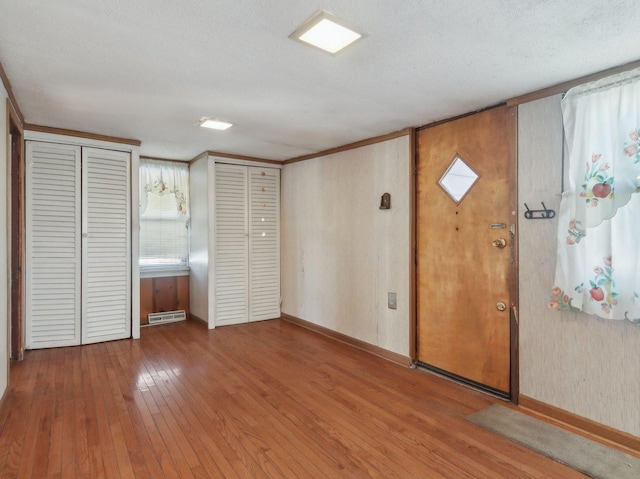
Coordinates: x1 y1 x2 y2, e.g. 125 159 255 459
140 158 189 219
550 67 640 323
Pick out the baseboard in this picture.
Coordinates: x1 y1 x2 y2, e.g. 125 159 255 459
519 395 640 455
189 313 207 325
280 313 412 367
0 386 7 409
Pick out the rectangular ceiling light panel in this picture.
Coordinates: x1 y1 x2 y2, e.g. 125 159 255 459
291 11 364 54
199 118 233 130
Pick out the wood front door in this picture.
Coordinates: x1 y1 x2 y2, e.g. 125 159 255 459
416 106 516 395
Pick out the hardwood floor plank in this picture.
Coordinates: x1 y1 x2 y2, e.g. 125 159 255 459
139 387 184 477
102 359 144 477
0 353 39 476
16 349 51 479
144 332 275 479
139 354 259 478
59 349 77 479
86 344 116 479
44 348 67 479
0 319 591 478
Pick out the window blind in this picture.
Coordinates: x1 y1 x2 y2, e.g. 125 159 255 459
139 159 189 271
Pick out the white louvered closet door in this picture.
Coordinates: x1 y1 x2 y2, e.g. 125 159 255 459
26 142 82 348
82 148 131 344
215 163 249 326
248 167 280 321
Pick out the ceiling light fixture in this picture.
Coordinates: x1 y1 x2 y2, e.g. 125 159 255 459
290 10 364 55
198 117 233 130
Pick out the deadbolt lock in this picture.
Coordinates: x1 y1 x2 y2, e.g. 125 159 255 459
492 238 507 248
496 302 507 311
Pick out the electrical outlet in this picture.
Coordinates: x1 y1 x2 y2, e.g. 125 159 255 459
388 292 397 310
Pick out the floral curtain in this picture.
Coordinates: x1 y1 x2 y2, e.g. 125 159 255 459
551 68 640 323
140 158 189 219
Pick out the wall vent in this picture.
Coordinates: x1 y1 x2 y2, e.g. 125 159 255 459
148 310 186 324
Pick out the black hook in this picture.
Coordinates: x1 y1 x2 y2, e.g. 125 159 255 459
524 202 556 220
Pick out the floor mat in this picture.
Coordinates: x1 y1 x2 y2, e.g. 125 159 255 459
466 404 640 479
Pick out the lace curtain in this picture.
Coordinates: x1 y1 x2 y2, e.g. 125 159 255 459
550 68 640 323
140 158 190 220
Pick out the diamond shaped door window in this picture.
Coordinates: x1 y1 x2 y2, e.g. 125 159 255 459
438 154 479 204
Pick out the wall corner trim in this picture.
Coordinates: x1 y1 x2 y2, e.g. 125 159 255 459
280 313 412 367
189 151 209 164
507 59 640 107
519 395 640 455
205 150 282 165
284 127 413 165
24 124 141 146
0 60 24 126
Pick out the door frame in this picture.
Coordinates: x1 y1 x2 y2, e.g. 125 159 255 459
506 105 519 402
410 104 520 403
8 99 24 361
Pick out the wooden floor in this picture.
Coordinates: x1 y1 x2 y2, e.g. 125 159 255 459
0 319 587 478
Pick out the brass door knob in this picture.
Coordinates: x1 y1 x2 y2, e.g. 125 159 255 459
492 238 507 248
496 302 507 311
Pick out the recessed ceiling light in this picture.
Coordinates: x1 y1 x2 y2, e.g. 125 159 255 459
290 11 364 55
198 118 233 130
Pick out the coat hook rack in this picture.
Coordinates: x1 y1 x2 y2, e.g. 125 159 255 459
524 202 556 220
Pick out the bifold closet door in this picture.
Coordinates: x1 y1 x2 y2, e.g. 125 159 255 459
214 163 249 326
248 167 280 321
26 142 82 348
82 148 131 344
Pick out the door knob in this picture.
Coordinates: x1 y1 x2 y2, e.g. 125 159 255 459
496 302 507 311
492 238 507 248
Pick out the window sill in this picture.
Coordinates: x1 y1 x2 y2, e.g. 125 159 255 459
140 267 190 279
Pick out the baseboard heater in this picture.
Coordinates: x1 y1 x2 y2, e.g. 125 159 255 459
148 310 186 325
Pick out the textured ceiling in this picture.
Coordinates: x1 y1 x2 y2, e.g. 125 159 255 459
1 1 639 161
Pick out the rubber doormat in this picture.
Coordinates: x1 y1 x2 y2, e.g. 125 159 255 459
466 404 639 479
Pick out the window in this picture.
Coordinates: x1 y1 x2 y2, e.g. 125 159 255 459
139 159 190 273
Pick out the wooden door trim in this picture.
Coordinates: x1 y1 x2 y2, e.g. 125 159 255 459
409 128 417 361
507 105 520 404
416 103 505 132
8 99 25 360
24 123 141 146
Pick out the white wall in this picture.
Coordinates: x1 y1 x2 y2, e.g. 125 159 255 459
518 95 640 437
188 156 212 325
0 93 9 398
281 136 411 357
